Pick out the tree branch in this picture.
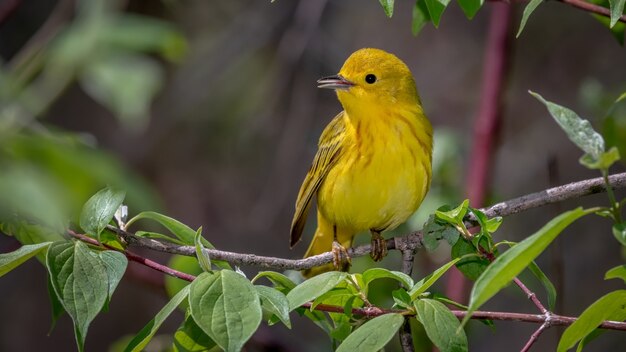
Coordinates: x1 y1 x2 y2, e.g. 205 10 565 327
513 277 548 315
521 322 550 352
68 230 197 282
557 0 626 23
399 249 417 352
109 172 626 271
300 302 626 331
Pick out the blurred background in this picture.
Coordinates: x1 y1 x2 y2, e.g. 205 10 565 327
0 0 625 351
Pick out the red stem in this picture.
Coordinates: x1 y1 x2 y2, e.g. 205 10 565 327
513 277 548 314
521 322 550 352
68 230 196 282
446 2 514 303
301 302 626 331
558 0 626 22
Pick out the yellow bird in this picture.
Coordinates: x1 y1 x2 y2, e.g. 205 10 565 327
290 48 433 277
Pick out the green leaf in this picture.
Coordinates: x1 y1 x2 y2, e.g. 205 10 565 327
379 0 395 17
311 288 354 309
435 199 469 224
464 207 593 326
127 211 196 244
412 0 431 36
80 53 164 130
0 166 70 233
47 274 65 334
516 0 543 38
331 321 353 342
47 241 127 352
101 15 187 62
557 290 626 352
485 217 503 233
410 257 463 300
128 212 230 270
362 268 414 289
189 271 262 352
424 0 451 27
165 255 202 311
392 288 413 309
579 147 621 170
79 187 126 240
252 271 297 294
456 0 483 19
470 208 502 234
422 215 460 251
173 312 217 352
336 313 404 352
530 91 605 160
612 222 626 246
194 227 211 272
415 299 468 352
609 0 626 28
287 271 348 311
125 285 191 352
605 265 626 283
135 231 187 245
451 238 489 281
100 250 128 311
528 261 557 311
256 285 291 328
0 242 51 277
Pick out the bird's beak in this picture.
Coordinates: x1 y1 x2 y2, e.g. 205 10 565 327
317 74 354 91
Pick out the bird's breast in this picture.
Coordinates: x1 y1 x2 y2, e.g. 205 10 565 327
317 111 432 232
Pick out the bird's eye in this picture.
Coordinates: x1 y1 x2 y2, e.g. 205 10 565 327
365 74 377 84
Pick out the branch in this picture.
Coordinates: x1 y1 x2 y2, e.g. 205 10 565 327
521 322 550 352
399 249 417 352
62 229 626 335
68 230 197 282
513 277 548 315
301 302 626 331
489 0 626 24
479 172 626 219
557 0 626 23
111 172 626 271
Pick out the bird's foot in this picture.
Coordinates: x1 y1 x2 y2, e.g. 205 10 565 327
370 231 387 261
331 241 351 272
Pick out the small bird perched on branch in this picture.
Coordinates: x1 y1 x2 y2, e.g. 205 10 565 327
290 48 433 277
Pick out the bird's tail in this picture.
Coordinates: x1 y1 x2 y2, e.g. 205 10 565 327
302 212 354 278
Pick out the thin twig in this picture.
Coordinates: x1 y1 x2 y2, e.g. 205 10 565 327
521 322 550 352
399 249 417 352
300 302 626 331
111 173 626 271
477 172 626 219
68 230 197 282
489 0 626 23
557 0 626 23
513 277 548 314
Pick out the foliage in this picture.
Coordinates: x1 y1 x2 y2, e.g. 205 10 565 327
377 0 626 43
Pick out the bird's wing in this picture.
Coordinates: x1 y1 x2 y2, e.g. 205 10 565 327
290 112 346 247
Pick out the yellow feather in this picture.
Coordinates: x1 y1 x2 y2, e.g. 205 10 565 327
290 48 433 277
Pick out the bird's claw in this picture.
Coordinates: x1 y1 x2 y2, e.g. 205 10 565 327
370 232 387 261
332 241 351 272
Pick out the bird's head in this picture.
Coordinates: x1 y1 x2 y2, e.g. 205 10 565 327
317 48 420 113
